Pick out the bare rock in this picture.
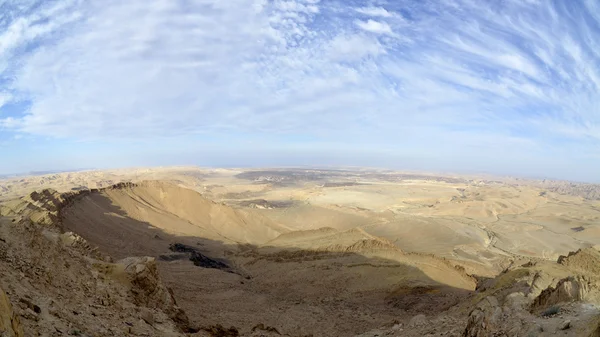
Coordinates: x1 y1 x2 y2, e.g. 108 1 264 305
409 314 428 327
140 308 154 326
531 276 600 311
560 320 571 330
558 248 600 275
118 256 190 329
0 286 24 337
463 296 502 337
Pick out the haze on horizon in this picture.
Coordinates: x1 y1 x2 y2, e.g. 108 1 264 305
0 0 599 182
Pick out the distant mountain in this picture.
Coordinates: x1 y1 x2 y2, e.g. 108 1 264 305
27 168 95 176
538 180 600 200
0 168 96 179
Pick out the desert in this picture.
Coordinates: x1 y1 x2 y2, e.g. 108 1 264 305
2 0 600 335
1 167 600 336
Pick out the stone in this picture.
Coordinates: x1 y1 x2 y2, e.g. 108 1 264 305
0 286 24 337
463 296 504 337
140 308 154 326
560 320 571 330
409 314 427 327
19 298 41 313
118 256 190 329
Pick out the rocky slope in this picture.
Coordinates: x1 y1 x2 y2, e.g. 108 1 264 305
360 249 600 337
0 285 23 337
3 182 600 336
0 186 189 336
537 181 600 200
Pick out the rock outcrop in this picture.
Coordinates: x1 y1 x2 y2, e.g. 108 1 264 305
531 275 600 312
0 286 23 337
322 238 400 254
0 186 189 336
558 248 600 275
463 296 506 337
119 256 190 328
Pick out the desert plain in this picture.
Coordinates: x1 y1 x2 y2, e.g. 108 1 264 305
1 166 600 336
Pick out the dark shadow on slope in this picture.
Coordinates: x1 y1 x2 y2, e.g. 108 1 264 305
59 187 475 337
167 243 244 276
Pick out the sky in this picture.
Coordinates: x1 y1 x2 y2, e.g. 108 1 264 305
0 0 599 181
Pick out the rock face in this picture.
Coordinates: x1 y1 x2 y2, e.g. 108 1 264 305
323 238 400 254
0 286 24 337
119 256 190 328
527 248 600 311
558 248 600 275
463 296 504 337
531 276 600 310
0 194 188 336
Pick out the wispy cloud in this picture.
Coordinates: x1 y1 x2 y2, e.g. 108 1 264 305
328 34 386 61
0 92 11 109
0 0 599 180
354 19 394 35
354 6 393 18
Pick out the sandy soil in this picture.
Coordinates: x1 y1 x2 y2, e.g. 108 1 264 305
2 166 600 336
2 166 600 268
56 181 475 336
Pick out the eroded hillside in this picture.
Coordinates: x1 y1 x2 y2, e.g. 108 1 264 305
55 182 476 335
0 188 189 336
1 175 600 336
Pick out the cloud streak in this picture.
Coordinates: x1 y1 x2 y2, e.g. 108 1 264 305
0 0 599 180
354 6 393 18
355 19 394 35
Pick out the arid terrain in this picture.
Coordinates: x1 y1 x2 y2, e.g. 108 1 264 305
1 166 600 336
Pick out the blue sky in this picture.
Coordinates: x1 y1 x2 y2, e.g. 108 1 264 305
0 0 599 181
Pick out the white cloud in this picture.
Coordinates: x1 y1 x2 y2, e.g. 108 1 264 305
0 117 21 128
354 6 393 18
275 0 319 14
328 34 386 61
354 19 393 35
0 92 11 110
0 0 80 56
0 0 599 180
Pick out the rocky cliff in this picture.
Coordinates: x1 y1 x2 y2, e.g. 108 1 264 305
0 186 189 336
0 286 23 337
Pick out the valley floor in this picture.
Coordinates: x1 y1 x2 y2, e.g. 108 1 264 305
1 167 600 336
